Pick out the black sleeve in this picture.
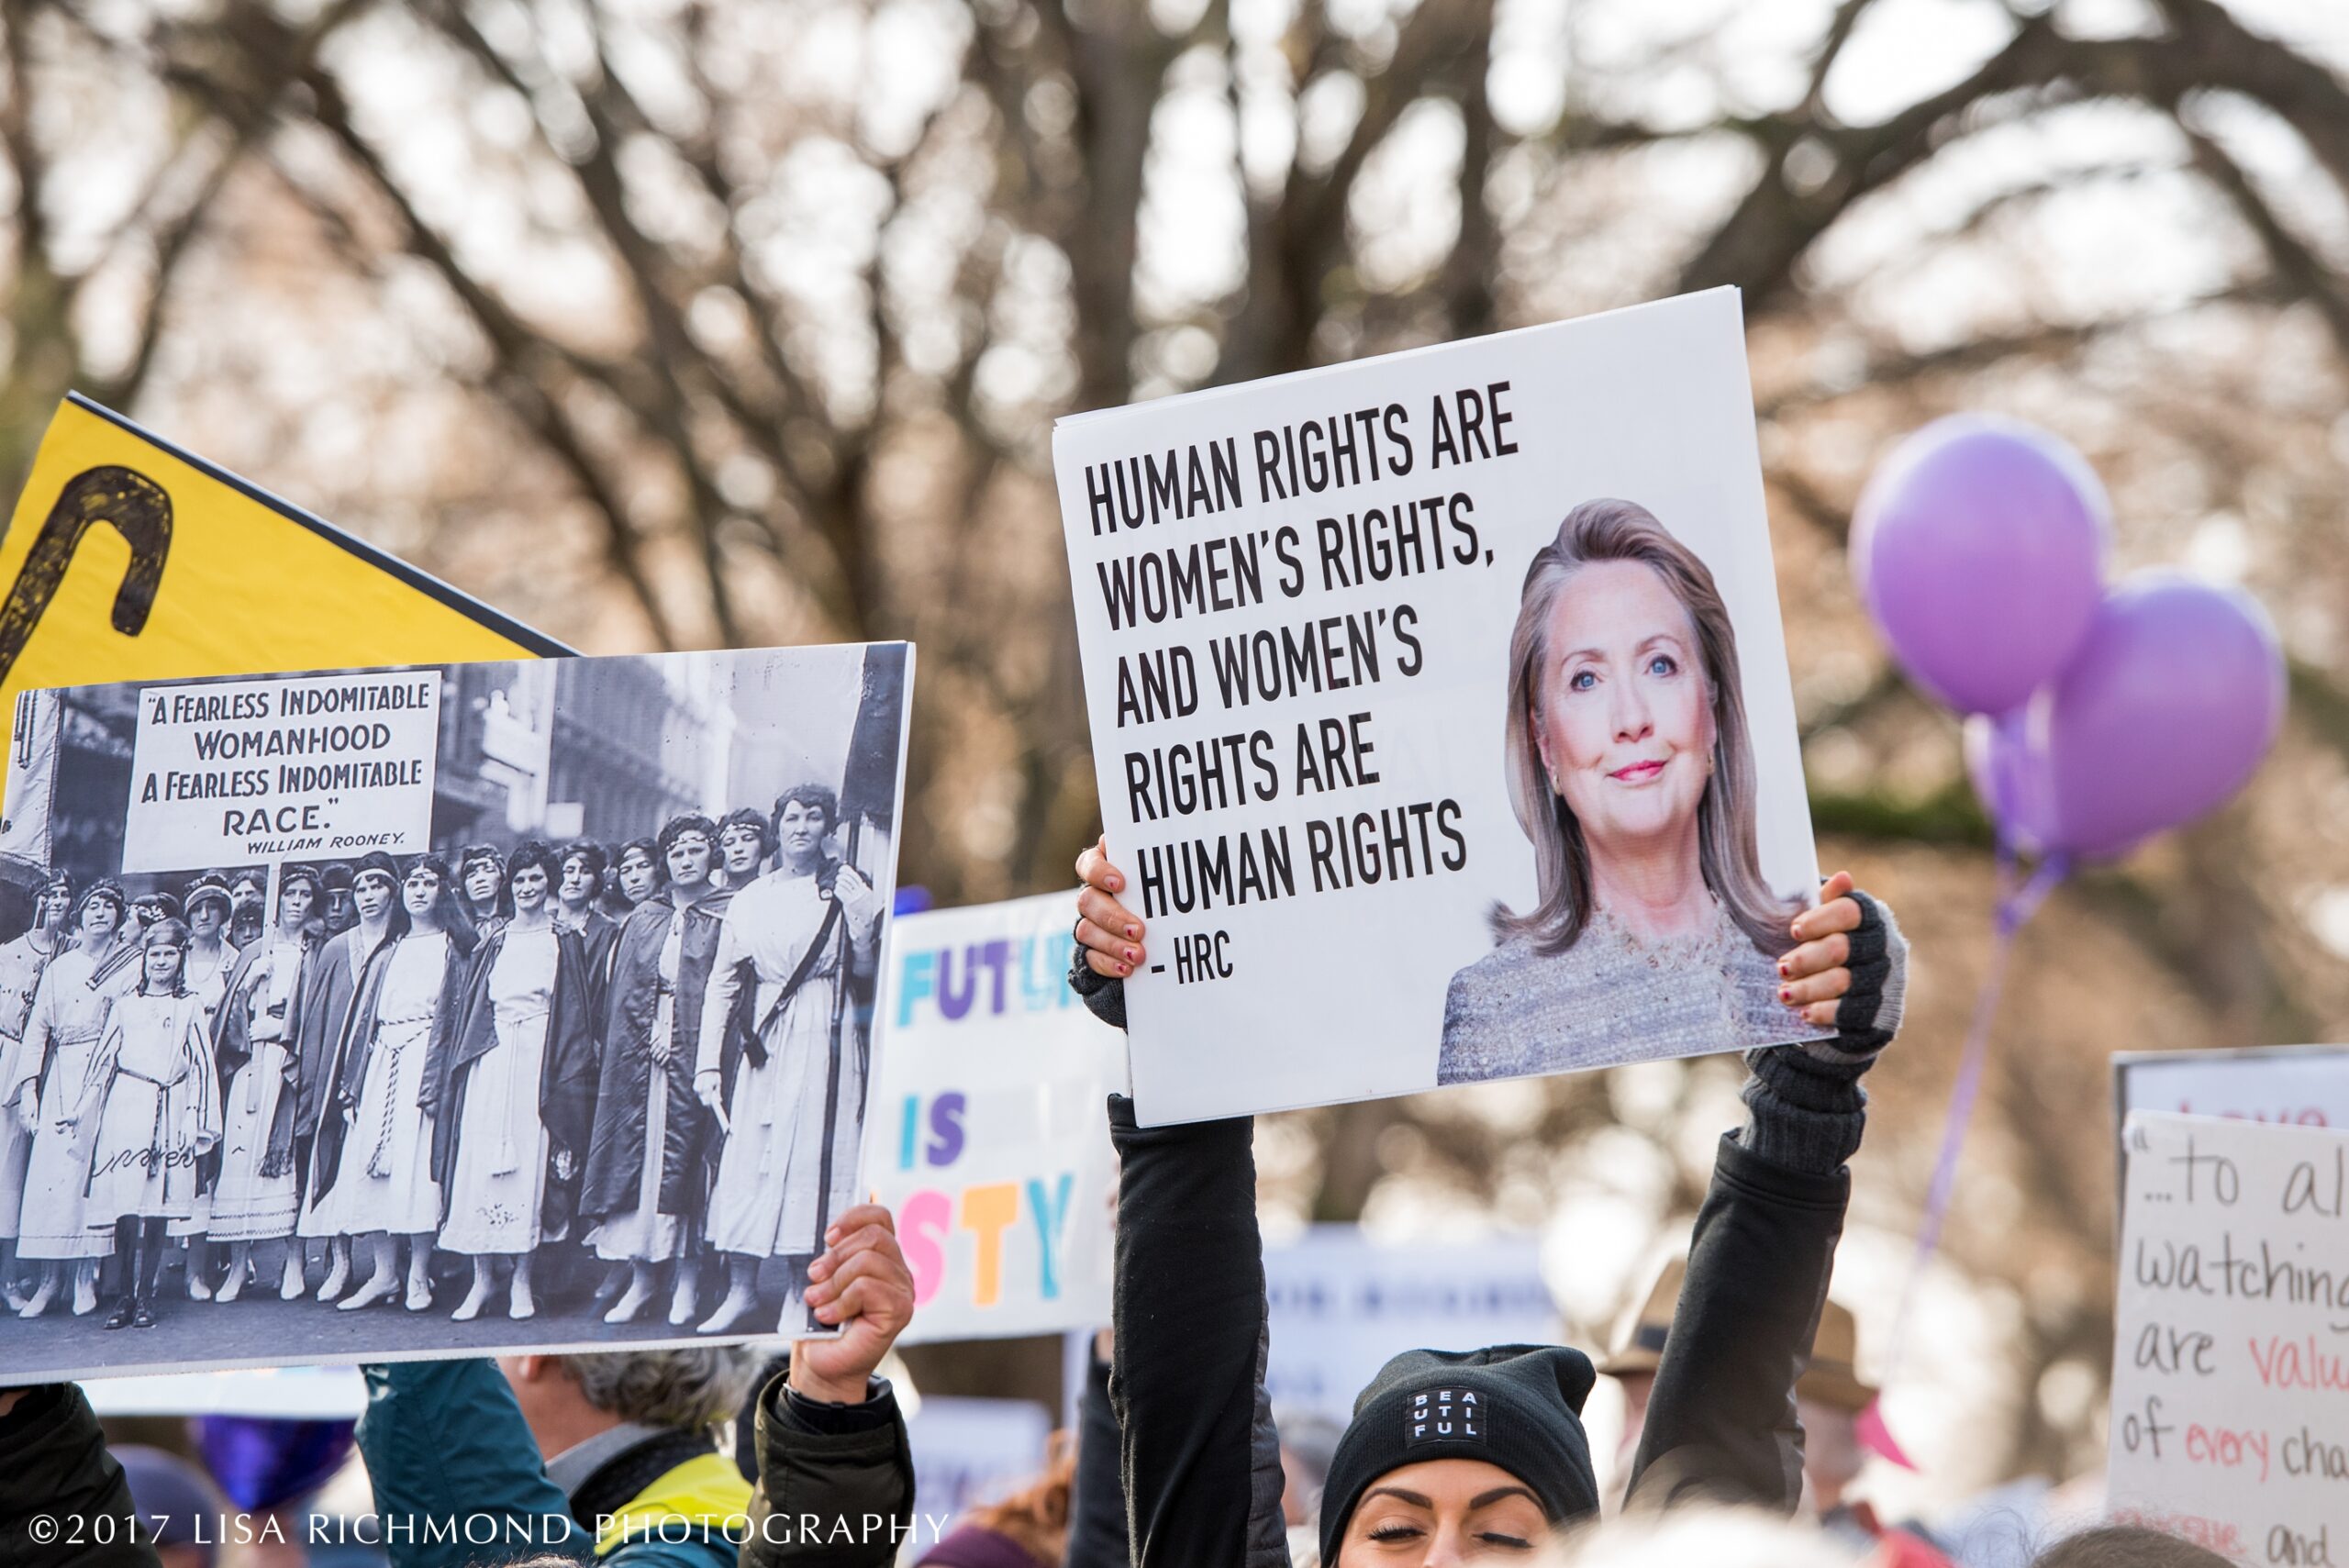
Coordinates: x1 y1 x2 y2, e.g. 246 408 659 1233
1062 1347 1130 1568
0 1385 160 1568
1107 1095 1287 1568
740 1368 914 1568
1623 1134 1848 1513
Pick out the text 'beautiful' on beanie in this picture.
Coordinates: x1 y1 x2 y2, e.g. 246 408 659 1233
1318 1344 1601 1561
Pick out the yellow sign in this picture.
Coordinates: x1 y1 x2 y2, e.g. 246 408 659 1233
0 394 566 767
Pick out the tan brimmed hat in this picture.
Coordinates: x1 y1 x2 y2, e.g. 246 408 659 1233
1796 1299 1876 1412
1598 1256 1685 1379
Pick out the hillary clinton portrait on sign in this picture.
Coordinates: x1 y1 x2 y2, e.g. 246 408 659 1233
1439 499 1810 1084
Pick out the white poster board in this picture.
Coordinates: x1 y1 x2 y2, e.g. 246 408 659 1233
2107 1110 2349 1561
867 892 1121 1343
1263 1227 1557 1422
1052 288 1823 1125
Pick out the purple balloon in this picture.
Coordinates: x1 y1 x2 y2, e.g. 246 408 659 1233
1854 416 2110 715
2034 573 2284 859
1962 709 2054 853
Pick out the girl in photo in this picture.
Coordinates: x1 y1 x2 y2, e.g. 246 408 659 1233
294 852 403 1302
552 840 620 1014
0 871 72 1310
583 814 725 1327
458 844 507 940
9 882 135 1318
612 838 660 913
1441 500 1809 1084
206 868 320 1302
717 808 773 889
428 840 597 1320
171 873 240 1300
72 918 220 1330
318 856 473 1312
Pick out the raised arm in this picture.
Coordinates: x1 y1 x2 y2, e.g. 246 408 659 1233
1062 1331 1133 1568
742 1203 918 1568
1626 877 1908 1513
1068 839 1288 1568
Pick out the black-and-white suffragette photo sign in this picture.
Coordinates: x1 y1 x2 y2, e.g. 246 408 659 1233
1052 288 1826 1126
0 641 911 1382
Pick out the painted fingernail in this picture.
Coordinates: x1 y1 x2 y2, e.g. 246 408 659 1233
1776 961 1790 978
1126 924 1140 939
1124 947 1139 963
1117 962 1130 976
1108 875 1123 891
1778 986 1793 1002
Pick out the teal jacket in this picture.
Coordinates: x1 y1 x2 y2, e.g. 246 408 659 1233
355 1360 739 1568
355 1358 913 1568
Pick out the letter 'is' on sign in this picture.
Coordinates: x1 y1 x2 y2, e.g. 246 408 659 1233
0 394 566 771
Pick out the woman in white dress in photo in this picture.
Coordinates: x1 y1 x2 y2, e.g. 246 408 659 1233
8 881 139 1318
425 840 598 1321
0 870 72 1310
317 856 474 1312
69 918 220 1330
172 873 241 1301
206 868 318 1303
694 785 882 1334
293 852 402 1302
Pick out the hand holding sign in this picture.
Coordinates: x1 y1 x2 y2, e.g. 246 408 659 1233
1074 834 1144 979
794 1202 916 1404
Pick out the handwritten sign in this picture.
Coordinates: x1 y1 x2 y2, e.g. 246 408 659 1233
868 892 1121 1343
2109 1110 2349 1562
1052 289 1823 1125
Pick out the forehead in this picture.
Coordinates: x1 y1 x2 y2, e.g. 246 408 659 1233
777 798 826 818
1361 1455 1541 1507
1545 559 1696 652
669 830 712 850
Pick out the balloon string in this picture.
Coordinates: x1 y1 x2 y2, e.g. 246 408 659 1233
1883 852 2067 1380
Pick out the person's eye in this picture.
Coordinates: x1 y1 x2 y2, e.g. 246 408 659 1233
1646 653 1679 676
1567 669 1597 692
1475 1533 1534 1551
1368 1524 1424 1543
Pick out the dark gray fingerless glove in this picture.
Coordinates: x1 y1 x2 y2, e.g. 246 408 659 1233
1067 935 1127 1030
1738 889 1909 1175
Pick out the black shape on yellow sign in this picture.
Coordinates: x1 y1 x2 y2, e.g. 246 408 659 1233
0 465 174 678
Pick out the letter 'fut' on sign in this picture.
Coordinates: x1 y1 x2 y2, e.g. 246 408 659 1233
1051 288 1827 1126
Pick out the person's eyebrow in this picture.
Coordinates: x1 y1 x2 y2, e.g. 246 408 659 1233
1470 1485 1541 1510
1363 1487 1433 1508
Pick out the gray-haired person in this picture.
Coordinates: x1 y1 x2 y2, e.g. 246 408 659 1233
354 1198 918 1568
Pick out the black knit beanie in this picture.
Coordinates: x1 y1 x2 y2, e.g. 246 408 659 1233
1319 1344 1599 1560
